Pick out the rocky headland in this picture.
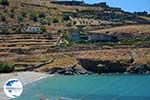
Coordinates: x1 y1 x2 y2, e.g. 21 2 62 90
42 59 150 75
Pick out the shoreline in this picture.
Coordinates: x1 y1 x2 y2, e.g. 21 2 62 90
0 71 53 100
0 71 150 100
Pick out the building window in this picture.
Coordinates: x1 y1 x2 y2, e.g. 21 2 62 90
36 28 39 31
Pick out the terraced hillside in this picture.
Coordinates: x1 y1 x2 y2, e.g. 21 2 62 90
0 34 60 70
0 34 59 54
0 0 150 74
0 0 150 33
91 24 150 35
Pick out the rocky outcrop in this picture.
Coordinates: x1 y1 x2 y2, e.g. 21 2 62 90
45 64 93 75
78 58 150 74
78 59 127 74
39 59 150 75
126 64 150 74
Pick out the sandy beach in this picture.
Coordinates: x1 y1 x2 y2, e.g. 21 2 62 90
0 71 52 100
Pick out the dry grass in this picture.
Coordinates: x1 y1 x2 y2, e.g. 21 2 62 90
72 48 150 64
139 16 150 21
43 55 77 67
136 48 150 64
91 24 150 35
74 49 132 61
0 47 149 71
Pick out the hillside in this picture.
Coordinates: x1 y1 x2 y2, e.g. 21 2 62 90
0 0 150 74
91 24 150 35
0 0 150 33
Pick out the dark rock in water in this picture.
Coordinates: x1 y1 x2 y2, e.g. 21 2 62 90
126 64 150 74
57 69 66 74
77 70 87 75
87 71 94 74
64 71 74 75
47 67 63 74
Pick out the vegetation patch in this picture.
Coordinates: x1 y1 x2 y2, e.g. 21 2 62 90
120 36 150 45
0 61 15 73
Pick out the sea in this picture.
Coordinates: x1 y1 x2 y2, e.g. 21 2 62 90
14 74 150 100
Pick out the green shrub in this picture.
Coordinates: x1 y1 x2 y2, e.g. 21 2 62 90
40 18 47 25
15 28 22 33
17 16 24 22
52 18 59 23
1 28 8 34
39 12 46 18
63 15 70 21
0 61 14 73
30 13 38 22
21 11 27 17
40 26 46 32
120 36 150 45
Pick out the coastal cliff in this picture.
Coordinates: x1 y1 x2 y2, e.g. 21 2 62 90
42 58 150 75
78 58 150 74
32 48 150 75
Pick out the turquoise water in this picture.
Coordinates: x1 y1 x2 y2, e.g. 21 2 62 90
14 75 150 100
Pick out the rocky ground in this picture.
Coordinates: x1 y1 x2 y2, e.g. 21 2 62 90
0 34 149 75
34 48 150 75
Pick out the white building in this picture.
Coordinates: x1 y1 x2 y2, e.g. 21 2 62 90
26 26 42 33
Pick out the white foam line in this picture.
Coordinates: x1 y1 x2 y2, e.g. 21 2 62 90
23 74 55 86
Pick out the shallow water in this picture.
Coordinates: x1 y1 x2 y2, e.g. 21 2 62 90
14 74 150 100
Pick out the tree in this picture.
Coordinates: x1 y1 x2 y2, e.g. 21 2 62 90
17 16 24 22
21 11 27 17
40 18 47 25
63 15 70 21
30 13 38 22
0 0 9 6
52 18 59 23
39 12 46 18
40 26 46 32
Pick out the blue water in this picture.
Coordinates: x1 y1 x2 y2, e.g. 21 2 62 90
14 75 150 100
